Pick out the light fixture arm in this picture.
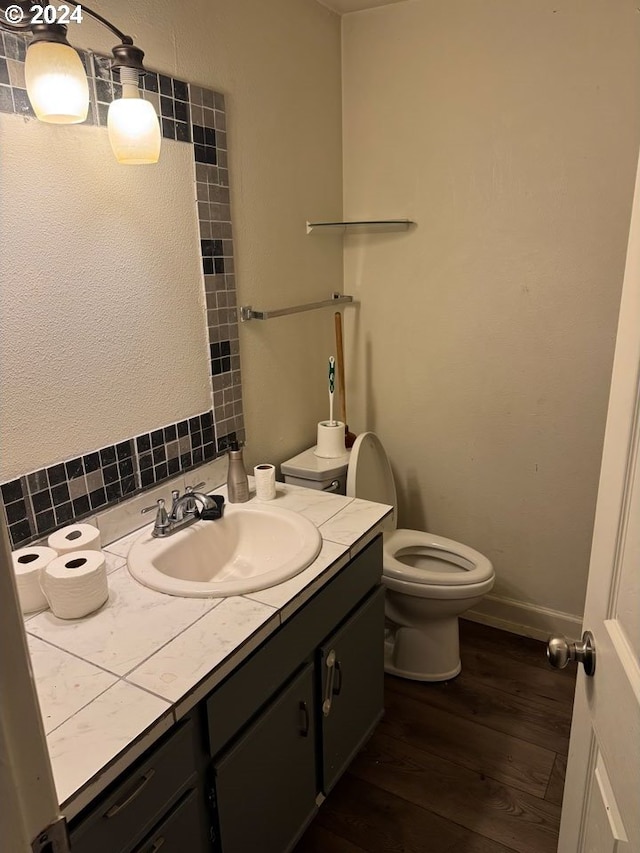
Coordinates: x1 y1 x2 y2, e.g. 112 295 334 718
0 1 148 75
0 2 132 44
78 3 133 46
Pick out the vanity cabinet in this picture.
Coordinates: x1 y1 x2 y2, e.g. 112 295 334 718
67 535 384 853
208 536 384 853
68 717 209 853
212 663 318 853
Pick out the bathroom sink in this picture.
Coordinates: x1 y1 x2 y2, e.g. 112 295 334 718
127 502 322 597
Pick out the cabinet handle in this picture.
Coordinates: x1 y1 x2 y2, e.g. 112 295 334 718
148 838 165 852
333 660 343 696
104 769 156 818
299 700 310 737
322 649 337 717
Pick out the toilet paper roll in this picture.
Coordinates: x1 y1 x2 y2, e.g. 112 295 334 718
40 550 109 620
254 464 277 501
12 546 57 614
314 420 346 459
48 523 101 555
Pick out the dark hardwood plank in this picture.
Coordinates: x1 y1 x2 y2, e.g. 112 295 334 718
381 686 556 797
349 730 562 853
294 822 367 853
385 670 572 755
459 620 577 709
459 619 560 672
446 834 519 853
544 754 568 806
312 773 466 852
297 773 520 853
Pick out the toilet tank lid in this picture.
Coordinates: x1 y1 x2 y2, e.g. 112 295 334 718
280 446 350 481
346 432 397 530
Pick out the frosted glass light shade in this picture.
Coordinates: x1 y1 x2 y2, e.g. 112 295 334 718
107 97 161 165
24 41 89 124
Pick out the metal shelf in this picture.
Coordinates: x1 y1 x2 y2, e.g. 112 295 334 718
306 219 415 233
240 292 354 322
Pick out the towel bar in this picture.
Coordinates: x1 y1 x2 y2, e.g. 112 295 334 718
239 293 354 322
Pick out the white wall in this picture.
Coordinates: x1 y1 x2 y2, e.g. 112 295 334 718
342 0 640 631
0 0 343 479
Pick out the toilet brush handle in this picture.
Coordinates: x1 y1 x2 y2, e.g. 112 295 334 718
334 312 347 425
328 356 336 424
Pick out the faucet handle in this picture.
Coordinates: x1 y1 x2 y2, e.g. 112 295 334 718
140 498 171 535
141 498 166 514
182 482 206 516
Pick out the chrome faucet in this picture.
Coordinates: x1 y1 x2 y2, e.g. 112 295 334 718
141 482 224 537
172 483 217 519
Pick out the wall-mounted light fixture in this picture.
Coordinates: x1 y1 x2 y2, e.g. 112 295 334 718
0 2 161 163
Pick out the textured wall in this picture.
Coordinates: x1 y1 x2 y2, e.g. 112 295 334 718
342 0 640 622
0 1 343 480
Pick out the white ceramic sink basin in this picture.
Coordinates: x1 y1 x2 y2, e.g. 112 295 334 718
127 502 322 597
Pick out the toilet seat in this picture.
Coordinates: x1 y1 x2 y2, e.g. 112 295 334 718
347 432 493 591
383 529 494 587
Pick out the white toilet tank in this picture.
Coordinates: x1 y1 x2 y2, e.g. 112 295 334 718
280 446 350 495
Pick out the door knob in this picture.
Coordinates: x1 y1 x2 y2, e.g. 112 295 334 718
547 631 596 676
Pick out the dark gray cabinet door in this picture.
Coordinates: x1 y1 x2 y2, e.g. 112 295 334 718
213 663 317 853
319 585 385 794
132 788 205 852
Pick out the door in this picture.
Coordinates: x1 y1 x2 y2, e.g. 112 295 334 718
213 662 317 853
557 147 640 851
319 586 385 794
0 517 63 852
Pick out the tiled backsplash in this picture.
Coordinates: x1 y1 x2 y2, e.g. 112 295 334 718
1 31 245 549
1 410 229 549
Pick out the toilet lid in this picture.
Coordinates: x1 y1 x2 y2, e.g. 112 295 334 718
346 432 397 531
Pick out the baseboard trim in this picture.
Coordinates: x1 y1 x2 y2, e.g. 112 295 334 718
464 594 583 642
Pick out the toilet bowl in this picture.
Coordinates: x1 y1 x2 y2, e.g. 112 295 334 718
346 432 495 682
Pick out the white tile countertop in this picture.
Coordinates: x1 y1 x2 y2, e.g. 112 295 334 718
23 480 391 819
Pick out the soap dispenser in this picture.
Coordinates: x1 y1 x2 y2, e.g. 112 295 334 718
227 441 250 503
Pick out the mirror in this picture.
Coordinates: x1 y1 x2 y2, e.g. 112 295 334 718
0 35 243 548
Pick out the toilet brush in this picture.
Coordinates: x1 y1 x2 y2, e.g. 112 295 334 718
328 356 336 424
334 312 356 448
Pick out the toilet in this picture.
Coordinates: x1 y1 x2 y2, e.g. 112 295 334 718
282 432 495 682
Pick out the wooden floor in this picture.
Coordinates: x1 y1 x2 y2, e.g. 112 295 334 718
295 619 576 853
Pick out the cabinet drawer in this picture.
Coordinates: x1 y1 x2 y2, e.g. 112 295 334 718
70 719 197 853
206 535 382 756
133 787 205 853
